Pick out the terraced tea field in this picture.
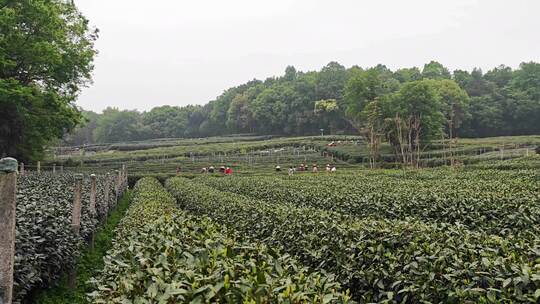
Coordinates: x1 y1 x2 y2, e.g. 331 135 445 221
6 135 540 303
47 134 540 177
85 165 540 303
164 169 540 302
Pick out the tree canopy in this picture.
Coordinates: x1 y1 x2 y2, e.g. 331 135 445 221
0 0 97 161
64 61 540 146
2 2 537 154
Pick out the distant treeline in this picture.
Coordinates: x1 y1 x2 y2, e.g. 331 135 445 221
66 61 540 145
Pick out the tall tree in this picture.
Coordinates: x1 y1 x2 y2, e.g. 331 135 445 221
94 108 143 143
422 61 451 80
314 99 340 134
428 79 470 165
390 80 445 166
344 66 399 165
344 66 399 130
510 62 540 101
394 67 422 83
484 65 513 88
428 79 470 139
226 93 255 133
143 106 189 138
315 61 348 101
0 0 97 161
63 110 99 146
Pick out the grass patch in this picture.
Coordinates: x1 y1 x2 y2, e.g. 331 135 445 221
33 191 132 304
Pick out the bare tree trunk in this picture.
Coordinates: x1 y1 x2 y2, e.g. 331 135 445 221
441 133 448 166
410 116 422 168
408 117 414 167
368 126 376 169
448 118 454 167
395 115 407 165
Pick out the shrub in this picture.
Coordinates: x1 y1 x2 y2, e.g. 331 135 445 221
167 177 540 303
14 173 116 301
89 177 350 303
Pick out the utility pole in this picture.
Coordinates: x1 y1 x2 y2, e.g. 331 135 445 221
0 157 18 304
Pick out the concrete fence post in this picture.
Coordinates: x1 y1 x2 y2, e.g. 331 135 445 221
123 165 128 190
69 174 83 288
121 164 126 190
104 173 110 216
115 170 120 203
37 161 41 174
52 164 56 174
19 162 24 176
71 174 83 234
0 157 18 304
89 174 97 249
89 174 97 216
60 165 63 173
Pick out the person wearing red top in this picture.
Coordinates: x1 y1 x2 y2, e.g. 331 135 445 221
225 167 233 175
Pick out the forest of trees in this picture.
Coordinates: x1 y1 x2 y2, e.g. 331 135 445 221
67 61 540 147
2 1 539 163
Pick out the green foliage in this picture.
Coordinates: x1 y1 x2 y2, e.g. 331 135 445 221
428 79 470 134
63 110 100 146
166 176 540 303
226 93 255 133
394 80 446 140
94 107 146 143
343 74 471 166
197 169 540 239
393 67 422 83
61 61 540 145
34 192 132 304
458 63 540 137
344 65 399 126
315 99 339 113
14 172 116 302
0 0 97 161
422 60 451 79
315 61 348 101
89 177 350 303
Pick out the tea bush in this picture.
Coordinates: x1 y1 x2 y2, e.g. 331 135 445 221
89 177 351 303
197 169 540 238
14 173 117 302
167 177 540 303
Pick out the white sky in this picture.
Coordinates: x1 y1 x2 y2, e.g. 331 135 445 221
74 0 540 113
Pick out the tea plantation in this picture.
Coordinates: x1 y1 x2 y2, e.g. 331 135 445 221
13 172 121 302
88 178 350 303
7 136 540 303
166 173 540 303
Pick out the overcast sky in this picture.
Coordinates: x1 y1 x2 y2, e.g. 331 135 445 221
74 0 540 113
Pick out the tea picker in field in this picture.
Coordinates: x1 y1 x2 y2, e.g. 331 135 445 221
208 166 215 173
225 167 233 175
331 165 337 173
326 164 331 172
176 166 181 175
200 167 207 173
312 164 318 173
275 165 281 172
288 166 295 176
